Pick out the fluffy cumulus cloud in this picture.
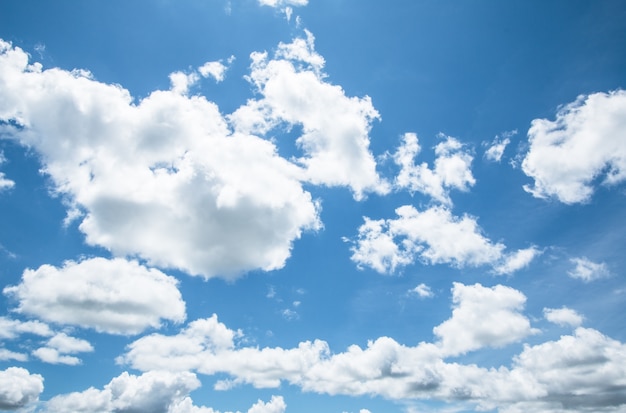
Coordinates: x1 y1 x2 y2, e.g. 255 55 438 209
409 283 434 298
116 285 626 412
3 257 186 334
0 367 44 410
522 90 626 204
0 316 53 340
0 38 321 279
543 307 584 327
230 30 389 199
433 283 538 356
348 205 539 274
393 133 475 205
46 370 284 413
568 256 611 282
33 332 94 365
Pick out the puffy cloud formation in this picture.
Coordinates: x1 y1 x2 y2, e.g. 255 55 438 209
33 332 94 365
568 256 611 282
522 90 626 204
393 133 475 205
0 316 53 340
116 284 626 412
433 283 538 356
409 283 434 298
3 257 186 334
0 367 43 410
46 370 285 413
0 38 322 279
543 307 583 327
230 30 389 199
348 205 539 274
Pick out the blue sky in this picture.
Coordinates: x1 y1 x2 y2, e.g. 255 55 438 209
0 1 626 412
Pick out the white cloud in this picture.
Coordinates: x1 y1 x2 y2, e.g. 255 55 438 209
198 57 234 83
0 151 14 191
409 283 434 298
0 38 321 279
0 348 28 362
0 317 53 339
393 133 475 205
543 307 584 327
117 285 626 412
46 370 284 413
348 205 537 274
258 0 308 8
247 396 286 413
0 367 43 410
230 31 389 199
33 332 94 365
433 283 538 356
484 133 513 162
568 257 611 282
492 246 541 275
0 172 13 191
3 257 186 334
522 90 626 203
45 370 200 413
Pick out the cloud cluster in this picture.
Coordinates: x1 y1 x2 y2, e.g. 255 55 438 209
114 283 626 412
33 332 94 365
348 205 539 274
0 38 324 279
0 367 43 410
230 30 389 199
4 257 186 334
46 370 286 413
393 133 475 205
522 90 626 204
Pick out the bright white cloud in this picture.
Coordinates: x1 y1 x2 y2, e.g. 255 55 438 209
0 316 53 339
568 256 611 282
258 0 308 8
348 205 538 274
484 134 512 162
409 283 434 298
3 257 186 334
0 39 322 279
198 57 234 83
117 285 626 412
230 31 389 199
0 367 43 410
33 332 94 365
543 307 583 327
0 348 27 362
393 133 475 205
46 370 284 413
0 151 14 191
522 90 626 203
433 283 538 356
45 370 200 413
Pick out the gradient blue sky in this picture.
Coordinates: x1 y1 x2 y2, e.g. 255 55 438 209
1 1 626 412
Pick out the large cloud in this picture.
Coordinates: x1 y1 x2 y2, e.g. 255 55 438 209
117 283 626 411
0 38 321 279
347 205 539 274
3 257 186 334
522 90 626 204
0 367 44 410
45 370 285 413
230 30 389 199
